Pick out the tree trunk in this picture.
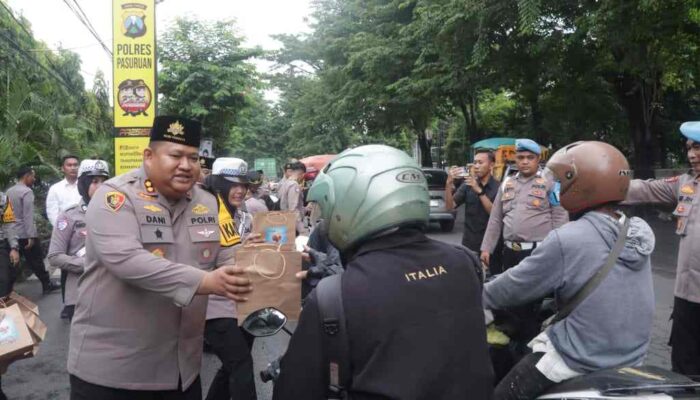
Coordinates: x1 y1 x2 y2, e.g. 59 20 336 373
612 74 658 179
457 95 481 145
417 131 432 167
528 95 546 144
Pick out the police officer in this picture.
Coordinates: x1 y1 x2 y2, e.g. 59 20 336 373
203 157 257 400
244 170 269 215
7 166 59 294
0 192 19 297
47 159 110 321
277 161 307 234
479 139 569 353
480 139 569 271
68 116 252 400
485 141 655 400
272 145 493 400
623 121 700 376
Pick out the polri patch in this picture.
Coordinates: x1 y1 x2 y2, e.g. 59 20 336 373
105 191 126 212
192 204 209 214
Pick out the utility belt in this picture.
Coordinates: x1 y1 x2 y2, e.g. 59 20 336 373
504 240 540 251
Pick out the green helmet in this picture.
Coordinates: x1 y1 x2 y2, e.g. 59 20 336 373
307 144 429 252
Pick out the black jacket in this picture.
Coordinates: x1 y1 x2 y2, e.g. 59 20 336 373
273 229 493 400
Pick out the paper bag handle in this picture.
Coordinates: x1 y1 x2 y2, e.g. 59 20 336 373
264 212 289 225
252 248 287 280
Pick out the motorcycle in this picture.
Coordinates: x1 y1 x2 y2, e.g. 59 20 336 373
242 307 700 399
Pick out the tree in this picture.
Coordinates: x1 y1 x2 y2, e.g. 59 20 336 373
158 18 262 153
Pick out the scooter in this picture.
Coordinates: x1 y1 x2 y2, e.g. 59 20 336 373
242 307 700 399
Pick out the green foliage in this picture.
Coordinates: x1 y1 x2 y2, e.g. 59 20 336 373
158 18 263 154
0 3 113 187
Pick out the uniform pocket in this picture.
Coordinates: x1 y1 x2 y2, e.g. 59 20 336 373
188 224 220 267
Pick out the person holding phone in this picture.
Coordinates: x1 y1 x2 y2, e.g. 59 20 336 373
446 149 500 259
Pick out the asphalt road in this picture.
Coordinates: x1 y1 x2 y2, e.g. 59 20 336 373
2 208 680 399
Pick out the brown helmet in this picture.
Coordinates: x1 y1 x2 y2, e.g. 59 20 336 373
545 141 632 213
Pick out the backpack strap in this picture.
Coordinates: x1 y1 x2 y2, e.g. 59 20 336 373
316 274 350 399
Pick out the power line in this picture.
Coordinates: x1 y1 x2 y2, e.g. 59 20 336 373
0 2 83 91
61 0 112 58
0 30 76 92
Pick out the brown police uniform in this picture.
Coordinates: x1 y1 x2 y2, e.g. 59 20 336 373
68 167 221 392
277 178 306 234
481 172 569 269
625 170 700 374
47 202 88 308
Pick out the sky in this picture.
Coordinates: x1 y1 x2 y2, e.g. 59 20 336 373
7 0 313 93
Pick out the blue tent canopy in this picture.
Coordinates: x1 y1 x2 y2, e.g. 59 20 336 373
471 137 516 150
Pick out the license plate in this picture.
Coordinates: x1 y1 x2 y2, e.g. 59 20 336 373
430 200 439 207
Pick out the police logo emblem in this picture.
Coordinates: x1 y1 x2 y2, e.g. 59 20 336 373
121 3 147 38
94 160 107 171
57 219 68 231
152 248 165 258
167 121 185 136
202 248 211 259
105 191 126 212
117 79 152 117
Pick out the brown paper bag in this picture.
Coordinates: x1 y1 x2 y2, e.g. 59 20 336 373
252 211 297 248
5 292 46 341
236 243 302 325
7 293 38 315
0 304 35 362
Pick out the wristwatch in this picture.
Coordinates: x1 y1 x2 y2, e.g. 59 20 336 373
477 190 486 197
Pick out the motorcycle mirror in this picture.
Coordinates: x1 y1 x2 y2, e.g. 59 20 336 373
295 236 309 252
241 307 288 337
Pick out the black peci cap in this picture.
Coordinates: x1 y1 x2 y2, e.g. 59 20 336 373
247 170 263 184
150 116 201 148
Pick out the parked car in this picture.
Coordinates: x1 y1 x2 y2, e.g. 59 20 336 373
421 168 455 232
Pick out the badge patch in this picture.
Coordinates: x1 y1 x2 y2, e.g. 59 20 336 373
676 205 686 214
532 199 541 207
152 248 165 258
138 192 157 201
105 192 126 212
57 219 68 231
202 248 212 259
144 205 163 213
681 185 695 195
154 228 164 240
197 228 215 238
192 204 209 215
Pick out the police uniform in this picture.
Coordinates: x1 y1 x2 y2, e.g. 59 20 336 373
0 193 18 297
272 229 493 400
624 121 700 375
47 202 87 318
277 177 306 234
6 180 54 292
480 140 569 270
68 117 221 398
204 158 257 400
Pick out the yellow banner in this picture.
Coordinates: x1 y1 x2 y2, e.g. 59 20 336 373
112 0 156 128
115 136 149 175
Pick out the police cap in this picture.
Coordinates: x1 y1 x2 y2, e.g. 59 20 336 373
680 121 700 143
212 157 249 184
149 116 201 148
515 138 541 155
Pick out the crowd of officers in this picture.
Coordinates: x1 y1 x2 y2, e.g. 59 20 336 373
0 114 697 399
